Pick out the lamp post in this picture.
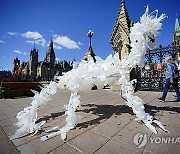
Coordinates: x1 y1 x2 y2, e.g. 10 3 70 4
87 30 94 48
86 29 96 62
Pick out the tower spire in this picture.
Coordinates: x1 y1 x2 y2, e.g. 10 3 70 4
175 18 180 31
118 0 131 33
73 55 76 62
110 0 133 60
111 0 132 44
33 42 36 50
49 38 53 50
45 38 55 64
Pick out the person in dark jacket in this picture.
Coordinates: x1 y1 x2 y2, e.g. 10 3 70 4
158 56 180 102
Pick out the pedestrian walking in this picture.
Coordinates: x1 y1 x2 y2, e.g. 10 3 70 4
158 56 180 102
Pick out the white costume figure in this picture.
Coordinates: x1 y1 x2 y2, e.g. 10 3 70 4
11 6 168 141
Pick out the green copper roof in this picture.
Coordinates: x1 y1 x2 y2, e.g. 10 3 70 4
175 18 180 31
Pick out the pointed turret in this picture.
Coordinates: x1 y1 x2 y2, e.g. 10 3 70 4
173 17 180 60
82 46 96 62
29 44 38 78
13 57 20 74
175 18 180 31
116 0 132 34
110 0 133 60
110 0 132 42
49 38 54 52
45 39 56 64
30 43 38 62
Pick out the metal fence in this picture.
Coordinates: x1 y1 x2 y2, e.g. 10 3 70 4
136 45 180 91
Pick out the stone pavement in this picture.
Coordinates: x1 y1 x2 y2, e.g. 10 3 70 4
0 89 180 154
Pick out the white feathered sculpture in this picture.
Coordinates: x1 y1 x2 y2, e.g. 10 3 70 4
11 6 168 141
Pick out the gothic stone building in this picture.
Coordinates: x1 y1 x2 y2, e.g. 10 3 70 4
13 40 73 81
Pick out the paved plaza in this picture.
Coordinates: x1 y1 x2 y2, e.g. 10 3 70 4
0 89 180 154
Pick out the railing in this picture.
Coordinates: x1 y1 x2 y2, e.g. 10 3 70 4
136 44 180 91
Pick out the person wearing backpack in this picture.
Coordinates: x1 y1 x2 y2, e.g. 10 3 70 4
158 56 180 102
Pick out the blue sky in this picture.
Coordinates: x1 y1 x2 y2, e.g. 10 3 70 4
0 0 179 71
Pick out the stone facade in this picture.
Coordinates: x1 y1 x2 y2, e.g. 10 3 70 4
13 40 73 81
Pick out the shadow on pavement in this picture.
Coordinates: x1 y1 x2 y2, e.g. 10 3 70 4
144 104 180 116
35 111 65 124
35 103 180 132
76 103 180 129
76 104 133 129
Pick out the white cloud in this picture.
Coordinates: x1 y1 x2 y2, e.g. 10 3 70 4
7 32 18 36
78 42 83 46
26 40 34 44
53 35 80 49
0 40 6 43
13 50 27 56
22 31 47 47
36 38 46 47
14 50 22 54
26 39 46 47
54 44 62 50
56 57 60 61
21 31 42 40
